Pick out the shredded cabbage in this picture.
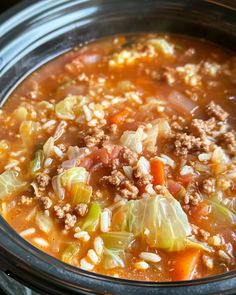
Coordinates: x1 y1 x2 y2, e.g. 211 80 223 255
113 193 191 251
36 211 53 233
43 137 55 158
52 167 89 199
0 170 26 200
55 96 88 120
101 232 134 269
20 120 40 147
30 149 44 175
120 127 144 153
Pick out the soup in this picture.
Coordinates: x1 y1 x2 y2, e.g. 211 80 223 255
0 34 235 281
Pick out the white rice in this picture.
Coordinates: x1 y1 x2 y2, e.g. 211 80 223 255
80 258 94 271
160 154 175 168
83 105 92 121
134 261 149 270
198 153 211 162
54 146 63 158
74 231 90 242
20 228 36 237
87 249 99 264
33 237 49 247
93 236 104 256
180 165 194 176
100 209 111 232
43 120 56 129
44 157 53 167
139 252 161 263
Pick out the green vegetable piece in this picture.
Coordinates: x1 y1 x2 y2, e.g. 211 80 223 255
101 232 134 269
0 170 26 200
113 193 191 251
30 149 44 175
72 183 92 205
207 198 236 224
81 202 101 232
62 243 80 264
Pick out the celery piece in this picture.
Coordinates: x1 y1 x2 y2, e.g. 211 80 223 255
62 243 80 264
72 183 92 205
81 202 101 232
30 149 44 175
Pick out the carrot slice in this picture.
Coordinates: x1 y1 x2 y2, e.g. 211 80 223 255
172 249 200 281
151 159 165 185
109 109 130 125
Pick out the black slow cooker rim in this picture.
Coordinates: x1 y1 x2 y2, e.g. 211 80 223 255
0 0 236 293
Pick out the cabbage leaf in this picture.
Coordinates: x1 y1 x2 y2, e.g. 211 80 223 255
52 167 89 199
101 232 134 269
0 170 26 200
113 193 191 251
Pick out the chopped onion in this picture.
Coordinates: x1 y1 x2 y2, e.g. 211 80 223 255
168 91 198 115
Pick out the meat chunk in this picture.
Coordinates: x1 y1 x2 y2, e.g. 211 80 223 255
75 203 88 217
174 133 209 156
64 213 77 230
54 203 71 219
220 131 236 155
120 147 138 166
36 173 50 189
101 170 139 199
40 196 52 210
191 118 216 138
120 180 139 199
206 101 229 121
202 178 216 194
84 127 109 147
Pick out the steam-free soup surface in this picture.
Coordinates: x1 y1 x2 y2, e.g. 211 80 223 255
0 34 236 281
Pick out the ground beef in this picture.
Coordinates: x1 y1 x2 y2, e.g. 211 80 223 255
101 170 139 199
206 101 229 121
202 178 216 194
54 203 71 219
102 170 126 186
64 213 77 230
119 147 138 166
220 131 236 155
84 127 109 147
184 191 202 206
36 173 50 189
133 165 153 187
174 132 209 156
39 196 52 210
191 118 216 138
75 203 88 217
120 180 139 199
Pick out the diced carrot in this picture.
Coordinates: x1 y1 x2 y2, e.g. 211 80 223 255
150 159 165 186
109 109 130 125
172 249 200 281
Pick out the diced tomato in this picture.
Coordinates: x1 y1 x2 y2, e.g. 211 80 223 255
79 157 94 170
177 173 195 186
110 145 122 159
167 179 183 196
151 158 165 186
